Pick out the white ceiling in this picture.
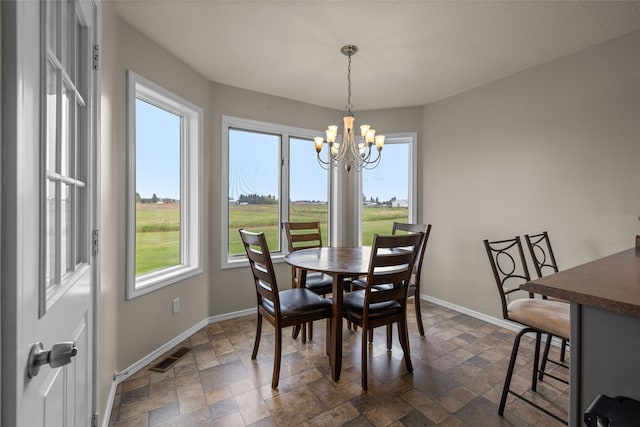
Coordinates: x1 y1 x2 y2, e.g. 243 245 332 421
112 0 640 111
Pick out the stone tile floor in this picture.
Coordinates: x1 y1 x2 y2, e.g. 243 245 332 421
109 300 569 426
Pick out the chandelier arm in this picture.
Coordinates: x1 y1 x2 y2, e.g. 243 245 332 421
360 143 374 162
362 149 382 169
335 135 349 164
316 151 333 170
346 132 361 161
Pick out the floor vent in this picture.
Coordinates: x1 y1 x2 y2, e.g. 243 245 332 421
149 347 191 373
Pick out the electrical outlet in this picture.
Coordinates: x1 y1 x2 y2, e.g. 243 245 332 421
172 297 180 314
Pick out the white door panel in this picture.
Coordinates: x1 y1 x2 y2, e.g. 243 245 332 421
1 0 98 426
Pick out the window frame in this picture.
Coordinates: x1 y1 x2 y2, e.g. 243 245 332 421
221 115 329 269
40 0 92 315
356 132 418 245
125 70 203 299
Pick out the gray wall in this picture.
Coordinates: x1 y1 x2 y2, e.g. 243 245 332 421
421 30 640 318
99 3 640 422
100 3 213 420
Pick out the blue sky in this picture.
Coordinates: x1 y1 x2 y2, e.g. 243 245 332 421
136 99 181 199
229 130 409 202
136 104 409 203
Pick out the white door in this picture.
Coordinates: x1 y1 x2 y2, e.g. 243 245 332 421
1 1 98 426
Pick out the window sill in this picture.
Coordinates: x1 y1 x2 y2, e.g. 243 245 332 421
127 265 203 300
222 252 286 270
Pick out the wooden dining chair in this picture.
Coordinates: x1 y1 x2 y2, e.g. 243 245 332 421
392 222 431 336
284 221 349 341
353 222 431 345
342 233 423 390
524 231 569 366
239 228 332 389
484 236 570 424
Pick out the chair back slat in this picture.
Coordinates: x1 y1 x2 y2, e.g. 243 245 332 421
239 229 280 314
483 236 532 320
524 231 559 278
362 233 423 313
368 286 407 304
284 221 323 252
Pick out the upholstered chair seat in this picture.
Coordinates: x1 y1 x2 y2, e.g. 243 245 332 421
507 298 570 339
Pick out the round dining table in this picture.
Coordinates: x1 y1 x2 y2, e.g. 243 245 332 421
284 246 372 382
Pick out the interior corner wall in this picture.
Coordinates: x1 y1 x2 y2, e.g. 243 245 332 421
99 3 212 420
205 86 424 314
206 82 342 316
421 30 640 318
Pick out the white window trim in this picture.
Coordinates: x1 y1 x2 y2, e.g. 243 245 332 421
221 115 327 269
125 70 203 299
354 132 418 245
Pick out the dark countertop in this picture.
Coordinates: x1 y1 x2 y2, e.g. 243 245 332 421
521 246 640 318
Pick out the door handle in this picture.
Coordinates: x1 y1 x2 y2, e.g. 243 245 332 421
27 341 78 378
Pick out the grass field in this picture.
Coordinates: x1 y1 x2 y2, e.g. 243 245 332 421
136 203 181 275
135 202 408 274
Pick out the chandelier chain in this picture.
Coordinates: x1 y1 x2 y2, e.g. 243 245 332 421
346 53 352 113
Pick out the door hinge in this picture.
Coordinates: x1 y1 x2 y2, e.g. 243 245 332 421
92 412 99 427
93 44 99 70
92 229 99 256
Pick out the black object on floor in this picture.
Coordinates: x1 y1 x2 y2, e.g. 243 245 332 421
584 394 640 427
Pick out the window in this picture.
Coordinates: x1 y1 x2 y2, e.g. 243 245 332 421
222 116 329 268
126 71 203 299
227 129 281 256
289 137 329 240
42 0 91 314
361 133 417 246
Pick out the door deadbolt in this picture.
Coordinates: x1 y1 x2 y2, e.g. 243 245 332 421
27 341 78 378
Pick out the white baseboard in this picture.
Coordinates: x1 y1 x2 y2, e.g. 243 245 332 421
101 307 256 427
420 293 521 333
419 293 566 347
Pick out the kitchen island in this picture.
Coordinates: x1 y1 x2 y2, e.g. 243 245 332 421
521 241 640 426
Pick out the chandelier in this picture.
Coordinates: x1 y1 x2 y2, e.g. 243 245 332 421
314 45 384 172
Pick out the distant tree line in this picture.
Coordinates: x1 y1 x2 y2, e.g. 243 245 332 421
237 193 278 205
362 194 398 205
136 192 177 204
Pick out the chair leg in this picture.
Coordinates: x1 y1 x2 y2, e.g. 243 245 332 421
292 324 301 339
272 326 282 389
368 328 374 343
398 320 413 372
308 321 314 341
325 317 330 356
499 328 530 416
301 322 307 344
539 333 553 381
386 324 393 350
252 314 262 359
414 294 425 336
560 338 567 362
531 332 541 392
361 325 369 391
